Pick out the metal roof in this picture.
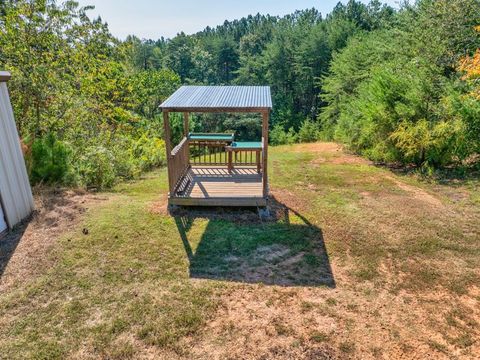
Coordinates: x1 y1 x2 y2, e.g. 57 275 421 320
160 86 272 111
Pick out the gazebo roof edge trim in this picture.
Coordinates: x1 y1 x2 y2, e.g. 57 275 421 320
160 85 272 111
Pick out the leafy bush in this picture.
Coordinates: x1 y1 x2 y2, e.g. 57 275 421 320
131 135 166 172
270 120 321 146
270 125 298 145
26 129 167 190
111 147 138 181
77 146 116 190
451 93 480 155
29 134 72 185
298 119 320 143
390 119 467 167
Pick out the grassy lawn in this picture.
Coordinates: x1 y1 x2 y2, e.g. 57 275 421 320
1 142 479 359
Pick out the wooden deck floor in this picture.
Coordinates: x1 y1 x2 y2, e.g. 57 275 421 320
170 167 266 206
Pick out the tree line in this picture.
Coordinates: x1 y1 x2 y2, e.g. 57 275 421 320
0 0 180 188
127 0 480 171
0 0 479 188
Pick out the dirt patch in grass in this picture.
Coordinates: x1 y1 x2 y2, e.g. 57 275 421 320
292 142 343 154
0 188 109 292
190 282 480 359
270 190 311 215
294 142 371 166
384 174 446 210
188 284 340 360
328 156 371 165
149 193 170 216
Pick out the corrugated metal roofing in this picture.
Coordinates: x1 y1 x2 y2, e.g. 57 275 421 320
160 86 272 110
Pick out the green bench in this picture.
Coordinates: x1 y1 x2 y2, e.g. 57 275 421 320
188 133 234 142
229 141 262 149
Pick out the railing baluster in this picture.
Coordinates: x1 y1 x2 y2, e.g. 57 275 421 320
187 141 264 168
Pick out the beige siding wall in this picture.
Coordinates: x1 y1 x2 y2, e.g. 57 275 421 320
0 80 34 229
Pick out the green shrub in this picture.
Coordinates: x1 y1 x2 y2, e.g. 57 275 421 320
29 134 72 185
390 119 467 167
449 92 480 155
104 135 139 181
71 134 166 190
363 140 399 163
270 120 320 146
270 125 298 145
132 135 166 172
298 119 320 143
78 146 116 190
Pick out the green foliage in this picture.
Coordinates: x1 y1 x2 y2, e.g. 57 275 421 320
119 1 394 127
131 135 167 172
29 134 72 185
447 91 480 154
131 69 180 119
223 116 262 141
270 119 321 145
0 0 177 188
69 133 166 189
298 119 320 143
70 134 166 189
270 125 298 145
78 147 116 190
320 0 480 168
389 119 467 167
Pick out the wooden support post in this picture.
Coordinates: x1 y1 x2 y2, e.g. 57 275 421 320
228 150 233 173
256 151 261 173
183 112 190 165
163 111 173 195
183 112 190 137
262 111 269 198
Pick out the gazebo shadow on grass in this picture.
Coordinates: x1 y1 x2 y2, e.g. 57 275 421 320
173 197 335 287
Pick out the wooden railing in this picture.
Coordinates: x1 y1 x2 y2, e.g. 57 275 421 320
189 141 228 166
189 141 262 169
229 149 261 167
169 137 189 192
168 139 265 194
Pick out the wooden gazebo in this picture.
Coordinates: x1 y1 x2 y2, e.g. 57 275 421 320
160 86 272 207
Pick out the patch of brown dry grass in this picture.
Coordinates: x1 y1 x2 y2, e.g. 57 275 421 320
0 188 109 292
